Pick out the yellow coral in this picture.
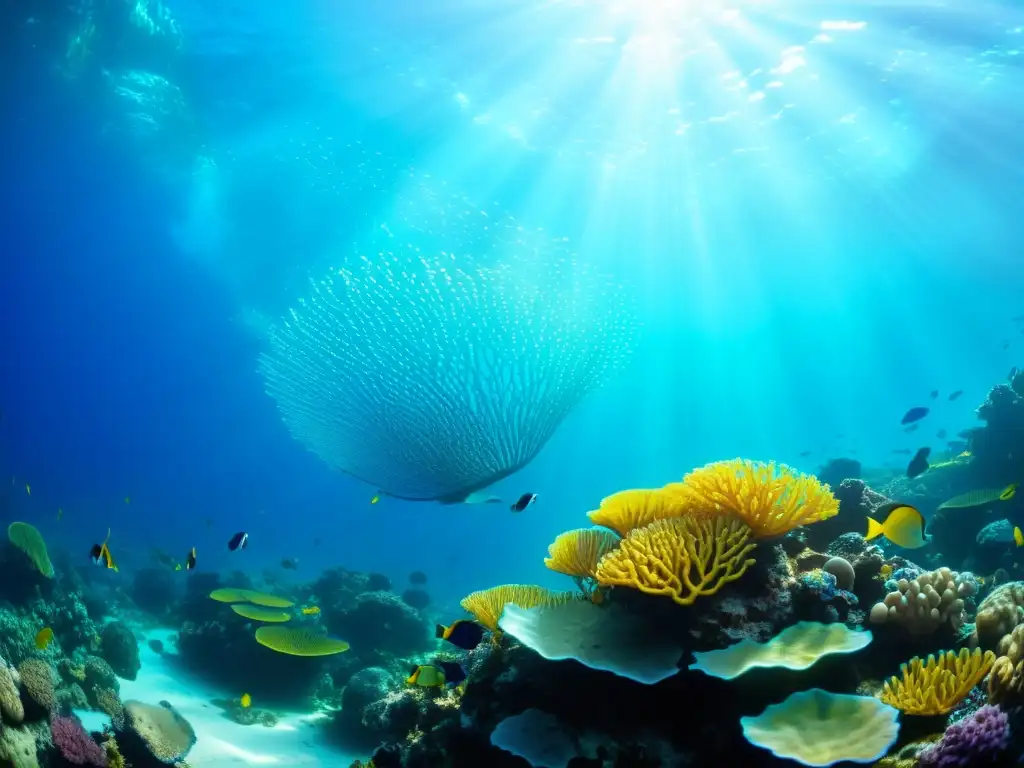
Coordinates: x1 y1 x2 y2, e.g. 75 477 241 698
665 459 839 538
881 648 996 715
544 528 620 579
459 585 578 632
587 489 686 536
102 738 126 768
595 516 756 606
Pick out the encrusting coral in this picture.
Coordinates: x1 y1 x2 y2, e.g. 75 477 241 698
459 585 578 632
595 515 756 606
664 459 840 538
881 648 996 715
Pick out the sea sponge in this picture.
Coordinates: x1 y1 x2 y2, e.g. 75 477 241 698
881 648 996 715
823 557 855 591
459 585 579 632
974 582 1024 643
498 601 682 685
18 658 56 711
254 626 349 656
230 604 291 622
7 522 55 578
741 688 900 766
595 515 756 606
869 567 975 635
0 661 25 723
543 528 619 582
689 622 872 680
587 489 684 537
665 459 839 538
124 700 196 763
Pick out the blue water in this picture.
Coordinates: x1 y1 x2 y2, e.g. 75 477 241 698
3 0 1024 632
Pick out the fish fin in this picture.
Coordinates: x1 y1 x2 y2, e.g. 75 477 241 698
435 624 447 639
1015 527 1023 548
865 516 884 541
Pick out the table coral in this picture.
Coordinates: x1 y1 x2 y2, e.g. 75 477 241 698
123 700 196 763
595 515 756 606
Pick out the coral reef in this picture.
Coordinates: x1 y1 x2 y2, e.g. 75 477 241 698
918 705 1010 767
327 591 429 657
99 622 140 680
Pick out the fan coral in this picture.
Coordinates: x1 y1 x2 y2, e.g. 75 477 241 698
459 585 578 632
974 582 1024 643
741 689 900 766
918 705 1010 767
881 648 996 715
543 528 619 581
869 567 975 635
586 489 684 537
123 700 196 763
18 658 56 711
254 626 349 656
689 622 872 680
665 459 839 538
595 516 756 606
7 522 55 577
497 601 682 685
259 250 634 502
51 713 108 766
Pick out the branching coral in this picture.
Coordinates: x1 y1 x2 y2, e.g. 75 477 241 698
918 705 1009 767
595 515 755 606
587 489 685 537
459 585 578 632
881 648 996 715
665 459 839 538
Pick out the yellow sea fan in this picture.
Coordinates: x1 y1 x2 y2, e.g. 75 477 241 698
254 626 349 656
666 459 839 538
586 488 687 537
595 516 756 606
881 648 996 715
543 528 620 579
230 604 291 623
8 522 55 578
460 585 578 632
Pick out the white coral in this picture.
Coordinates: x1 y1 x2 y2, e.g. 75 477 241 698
869 567 977 635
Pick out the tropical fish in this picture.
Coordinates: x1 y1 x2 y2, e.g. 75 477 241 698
25 484 30 496
510 493 538 513
1015 527 1024 548
901 407 929 425
406 661 467 688
124 497 130 505
799 451 811 457
879 564 894 580
370 493 381 505
907 447 930 479
281 558 299 570
301 606 320 616
185 548 196 570
937 484 1017 511
227 532 249 552
34 627 53 650
240 693 251 709
929 390 938 399
90 529 119 572
866 503 929 549
174 564 182 572
436 620 486 650
948 390 964 401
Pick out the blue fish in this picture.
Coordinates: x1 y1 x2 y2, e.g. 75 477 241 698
901 407 929 425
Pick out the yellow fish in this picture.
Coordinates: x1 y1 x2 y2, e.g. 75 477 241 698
958 451 972 458
174 564 182 571
406 665 446 687
938 484 1017 510
301 606 320 616
879 564 894 580
34 627 53 650
1001 483 1018 501
1015 527 1024 548
370 493 381 505
240 693 251 709
25 484 30 496
866 503 929 549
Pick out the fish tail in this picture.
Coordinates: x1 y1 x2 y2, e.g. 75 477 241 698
435 624 447 639
865 516 884 541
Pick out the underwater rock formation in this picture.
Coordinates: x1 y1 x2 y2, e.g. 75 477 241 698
259 248 634 502
327 591 430 658
99 622 140 681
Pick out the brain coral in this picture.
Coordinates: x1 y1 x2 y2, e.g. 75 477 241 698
18 658 55 711
974 582 1024 643
259 247 634 502
741 689 900 766
124 700 196 763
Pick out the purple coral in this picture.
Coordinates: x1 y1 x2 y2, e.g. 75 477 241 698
918 705 1010 768
50 713 108 766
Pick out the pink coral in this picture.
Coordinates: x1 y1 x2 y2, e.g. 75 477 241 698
50 713 108 766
